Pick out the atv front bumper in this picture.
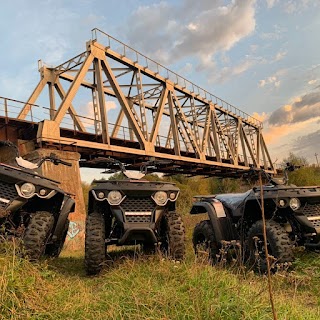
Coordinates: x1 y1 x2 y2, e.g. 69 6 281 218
118 223 158 245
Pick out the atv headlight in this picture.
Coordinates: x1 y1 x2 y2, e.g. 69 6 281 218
107 190 123 205
20 183 36 198
97 192 105 199
169 192 178 201
278 199 286 207
39 188 47 196
289 198 301 211
153 191 168 206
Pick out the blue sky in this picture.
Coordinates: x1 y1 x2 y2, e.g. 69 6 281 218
1 0 320 181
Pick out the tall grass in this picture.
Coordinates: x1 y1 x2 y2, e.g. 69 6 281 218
1 219 320 320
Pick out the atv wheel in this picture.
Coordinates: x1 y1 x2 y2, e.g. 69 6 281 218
23 211 55 260
247 220 294 272
159 211 185 261
85 212 106 275
192 220 218 263
45 219 70 258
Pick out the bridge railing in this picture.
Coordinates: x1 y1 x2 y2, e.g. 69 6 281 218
0 96 38 122
91 28 262 128
0 95 272 169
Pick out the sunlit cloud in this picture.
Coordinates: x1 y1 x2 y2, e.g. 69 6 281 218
263 118 318 144
268 91 320 125
258 76 280 88
255 88 320 161
308 79 317 85
125 0 257 71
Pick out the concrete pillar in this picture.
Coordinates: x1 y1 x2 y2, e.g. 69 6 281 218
25 149 86 250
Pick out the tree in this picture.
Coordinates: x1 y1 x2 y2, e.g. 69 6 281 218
282 152 308 167
279 152 320 186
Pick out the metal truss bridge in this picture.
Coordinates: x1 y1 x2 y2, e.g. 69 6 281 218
0 28 275 177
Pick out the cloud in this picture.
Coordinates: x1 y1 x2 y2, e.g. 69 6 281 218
214 58 257 83
273 50 287 62
292 130 320 153
252 111 268 122
125 0 256 70
258 68 289 89
263 119 315 144
254 114 318 164
268 91 320 125
308 79 317 85
86 101 117 114
258 76 280 88
253 89 320 162
253 89 320 158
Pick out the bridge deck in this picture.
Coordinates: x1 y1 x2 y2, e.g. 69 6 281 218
0 114 273 177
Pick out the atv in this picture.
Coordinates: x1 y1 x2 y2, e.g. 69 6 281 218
0 141 75 260
190 164 320 272
84 158 186 275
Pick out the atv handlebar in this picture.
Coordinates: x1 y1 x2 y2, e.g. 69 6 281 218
57 159 72 167
241 162 301 186
38 153 72 167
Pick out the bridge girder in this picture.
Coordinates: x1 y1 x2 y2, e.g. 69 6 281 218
14 29 275 176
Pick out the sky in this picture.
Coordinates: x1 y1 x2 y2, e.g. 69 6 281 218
1 0 320 181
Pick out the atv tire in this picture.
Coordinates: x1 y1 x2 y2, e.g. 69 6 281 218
45 219 70 258
23 211 55 261
160 211 185 261
247 220 294 272
192 220 218 263
85 212 106 275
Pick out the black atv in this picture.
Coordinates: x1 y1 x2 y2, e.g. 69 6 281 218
0 141 75 260
84 158 186 275
191 164 320 272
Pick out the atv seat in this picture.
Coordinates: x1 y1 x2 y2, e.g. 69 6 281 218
215 190 252 216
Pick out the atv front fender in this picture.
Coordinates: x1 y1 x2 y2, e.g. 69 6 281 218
52 196 75 240
190 202 226 242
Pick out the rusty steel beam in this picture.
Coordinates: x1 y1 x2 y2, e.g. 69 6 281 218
12 31 275 174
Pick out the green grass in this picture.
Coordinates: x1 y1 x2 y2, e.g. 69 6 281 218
1 216 320 320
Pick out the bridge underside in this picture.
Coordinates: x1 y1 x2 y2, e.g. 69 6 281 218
0 116 271 177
